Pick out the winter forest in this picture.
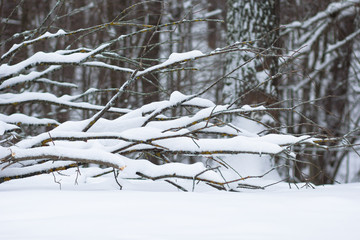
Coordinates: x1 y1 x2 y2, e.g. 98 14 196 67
1 0 360 239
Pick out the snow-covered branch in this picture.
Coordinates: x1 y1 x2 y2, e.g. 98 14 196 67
0 4 329 190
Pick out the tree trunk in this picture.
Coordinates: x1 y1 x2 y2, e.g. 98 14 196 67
140 1 162 105
312 13 354 184
224 0 280 104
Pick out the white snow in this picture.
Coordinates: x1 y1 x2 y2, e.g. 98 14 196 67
136 50 204 77
0 65 62 90
0 92 130 114
82 61 134 73
203 9 222 18
0 145 127 173
169 91 215 108
0 113 59 126
0 51 85 77
0 120 19 135
1 29 67 61
0 172 359 240
0 40 117 78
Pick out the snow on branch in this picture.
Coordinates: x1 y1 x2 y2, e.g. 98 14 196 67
0 11 326 190
280 0 360 74
326 28 360 53
0 44 113 79
135 50 205 77
0 65 61 89
0 120 19 135
0 18 223 83
282 0 360 33
0 145 126 169
0 113 59 127
0 161 77 184
0 90 321 189
0 92 130 114
1 29 67 62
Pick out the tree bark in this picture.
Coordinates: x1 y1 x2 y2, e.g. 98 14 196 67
224 0 280 104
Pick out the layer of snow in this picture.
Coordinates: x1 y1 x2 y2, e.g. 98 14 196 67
0 113 59 126
0 173 359 240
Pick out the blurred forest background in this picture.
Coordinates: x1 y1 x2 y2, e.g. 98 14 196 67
1 0 359 185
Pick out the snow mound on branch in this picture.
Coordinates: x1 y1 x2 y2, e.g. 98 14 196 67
136 50 204 76
0 120 19 135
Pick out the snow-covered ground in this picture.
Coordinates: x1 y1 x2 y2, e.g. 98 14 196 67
1 171 360 240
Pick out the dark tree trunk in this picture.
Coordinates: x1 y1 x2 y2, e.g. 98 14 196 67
312 14 354 184
140 1 162 105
